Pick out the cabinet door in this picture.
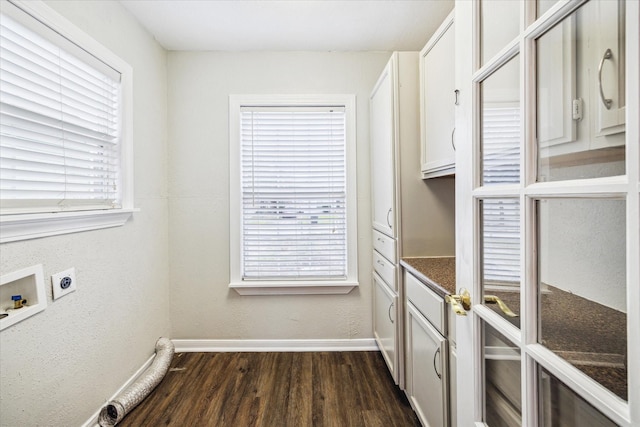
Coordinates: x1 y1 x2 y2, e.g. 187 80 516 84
421 14 455 178
406 301 448 427
370 58 396 237
373 273 396 379
593 0 625 137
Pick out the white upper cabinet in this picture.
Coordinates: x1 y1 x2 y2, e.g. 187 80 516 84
420 11 456 179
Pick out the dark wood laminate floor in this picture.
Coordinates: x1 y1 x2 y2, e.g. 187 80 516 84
118 351 420 427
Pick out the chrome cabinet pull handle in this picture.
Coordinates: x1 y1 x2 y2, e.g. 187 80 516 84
386 208 393 229
598 48 613 110
433 347 442 379
388 302 394 324
451 127 456 151
454 89 460 105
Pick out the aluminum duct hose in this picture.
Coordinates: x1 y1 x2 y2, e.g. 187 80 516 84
98 337 174 426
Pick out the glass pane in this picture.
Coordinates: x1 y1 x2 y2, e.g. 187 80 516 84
537 0 626 182
537 0 559 18
481 56 521 186
483 322 522 426
481 199 521 326
538 366 618 426
538 198 627 400
480 0 520 66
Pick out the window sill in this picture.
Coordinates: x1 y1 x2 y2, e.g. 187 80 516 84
0 209 137 244
229 280 359 295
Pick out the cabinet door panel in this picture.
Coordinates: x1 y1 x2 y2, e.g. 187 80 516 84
421 15 455 177
370 61 396 237
594 0 625 136
407 301 448 427
373 273 396 378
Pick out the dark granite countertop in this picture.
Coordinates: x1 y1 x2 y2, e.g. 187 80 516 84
400 257 456 297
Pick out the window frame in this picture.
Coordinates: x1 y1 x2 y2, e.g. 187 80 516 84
0 0 134 243
228 94 359 295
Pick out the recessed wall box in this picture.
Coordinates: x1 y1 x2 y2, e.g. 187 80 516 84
0 265 47 331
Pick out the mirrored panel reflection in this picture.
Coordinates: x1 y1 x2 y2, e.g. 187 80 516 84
483 322 522 426
538 198 627 400
538 366 618 426
537 0 626 182
481 0 520 66
481 56 520 186
481 199 521 326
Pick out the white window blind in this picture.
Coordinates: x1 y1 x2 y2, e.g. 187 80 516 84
482 106 521 285
0 8 121 215
240 106 347 281
482 106 520 186
482 198 521 285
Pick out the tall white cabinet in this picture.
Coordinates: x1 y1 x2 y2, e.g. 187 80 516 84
370 59 397 237
370 52 421 386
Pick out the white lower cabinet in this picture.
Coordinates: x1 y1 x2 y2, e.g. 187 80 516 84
405 269 452 427
373 272 397 378
406 301 448 427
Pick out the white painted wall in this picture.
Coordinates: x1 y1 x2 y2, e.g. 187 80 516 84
167 51 392 340
0 2 170 426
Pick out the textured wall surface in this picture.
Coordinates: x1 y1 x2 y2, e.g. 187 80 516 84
167 51 391 340
0 2 171 426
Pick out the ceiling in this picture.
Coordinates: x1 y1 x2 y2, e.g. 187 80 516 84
119 0 454 52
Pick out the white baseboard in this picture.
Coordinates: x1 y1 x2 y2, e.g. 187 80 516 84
81 354 156 427
172 338 378 353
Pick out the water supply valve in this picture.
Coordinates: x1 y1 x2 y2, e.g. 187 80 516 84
11 295 27 309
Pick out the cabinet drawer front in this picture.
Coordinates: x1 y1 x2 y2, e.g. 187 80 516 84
405 271 445 334
373 250 397 291
373 229 396 263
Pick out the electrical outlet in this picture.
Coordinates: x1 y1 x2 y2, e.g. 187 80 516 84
51 268 77 300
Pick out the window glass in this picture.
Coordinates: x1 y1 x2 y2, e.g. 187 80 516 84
483 322 522 426
481 55 520 187
538 366 618 426
481 198 521 325
480 0 520 66
537 0 559 18
240 107 347 280
537 198 627 400
537 0 626 182
0 8 123 214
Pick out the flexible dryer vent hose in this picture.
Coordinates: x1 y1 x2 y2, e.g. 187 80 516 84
98 337 174 426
